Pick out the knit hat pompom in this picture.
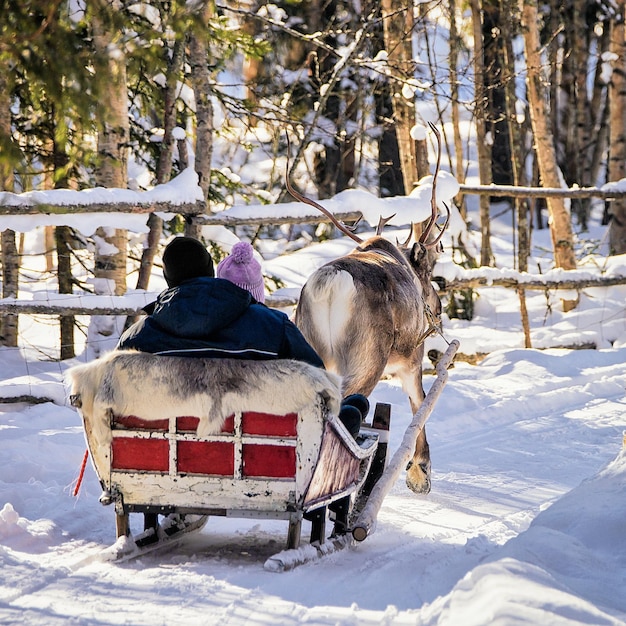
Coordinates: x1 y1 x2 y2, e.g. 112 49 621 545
217 241 265 303
230 241 255 265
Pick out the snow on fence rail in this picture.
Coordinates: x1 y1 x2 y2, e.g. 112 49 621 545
0 198 361 227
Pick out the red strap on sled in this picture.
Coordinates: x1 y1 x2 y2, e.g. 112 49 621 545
73 449 89 497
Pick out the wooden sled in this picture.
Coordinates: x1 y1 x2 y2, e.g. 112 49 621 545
67 353 388 570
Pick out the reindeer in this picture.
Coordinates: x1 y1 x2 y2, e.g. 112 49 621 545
290 124 449 494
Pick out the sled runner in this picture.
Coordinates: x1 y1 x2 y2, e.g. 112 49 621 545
67 353 387 569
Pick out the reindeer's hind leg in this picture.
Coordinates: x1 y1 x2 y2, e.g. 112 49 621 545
338 345 388 401
334 338 390 435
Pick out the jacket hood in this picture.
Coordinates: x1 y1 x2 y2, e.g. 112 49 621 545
150 277 252 338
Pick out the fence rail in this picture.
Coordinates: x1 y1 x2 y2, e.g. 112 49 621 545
0 293 298 314
458 184 626 200
438 274 626 293
2 272 624 316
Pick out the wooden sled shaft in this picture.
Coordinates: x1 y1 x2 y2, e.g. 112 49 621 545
352 339 460 541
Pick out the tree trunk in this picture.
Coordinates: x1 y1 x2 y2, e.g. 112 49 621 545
0 231 19 347
482 1 513 187
608 0 626 254
521 0 578 310
547 0 560 155
189 1 215 202
188 0 214 239
0 70 18 347
306 2 358 200
381 0 427 194
470 0 494 266
92 9 128 296
55 226 75 360
156 37 185 185
377 115 405 197
91 4 129 356
500 0 530 272
588 25 611 190
560 0 594 228
449 0 467 217
45 117 77 358
241 1 263 127
134 35 186 292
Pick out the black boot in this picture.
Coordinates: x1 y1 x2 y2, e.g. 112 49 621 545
338 405 362 438
341 394 370 421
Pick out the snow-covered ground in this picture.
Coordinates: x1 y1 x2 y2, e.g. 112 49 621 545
1 341 625 625
1 184 626 624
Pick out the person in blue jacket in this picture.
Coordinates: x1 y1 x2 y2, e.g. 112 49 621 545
117 236 324 367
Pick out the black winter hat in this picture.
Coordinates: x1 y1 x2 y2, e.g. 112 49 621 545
162 236 215 287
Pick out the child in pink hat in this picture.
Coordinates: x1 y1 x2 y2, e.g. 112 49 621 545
216 241 266 303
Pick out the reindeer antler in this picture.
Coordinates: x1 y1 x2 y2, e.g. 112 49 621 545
285 141 363 244
430 202 451 248
376 214 396 236
419 122 448 249
345 215 363 232
397 225 413 249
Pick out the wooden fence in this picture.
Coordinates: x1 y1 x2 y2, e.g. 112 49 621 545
1 183 625 319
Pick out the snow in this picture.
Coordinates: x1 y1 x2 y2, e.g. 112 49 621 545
1 340 625 624
1 194 625 624
0 167 203 234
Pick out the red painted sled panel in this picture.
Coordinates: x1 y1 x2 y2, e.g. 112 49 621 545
242 444 296 478
242 412 298 437
112 438 169 472
113 415 169 431
176 415 235 434
177 441 234 475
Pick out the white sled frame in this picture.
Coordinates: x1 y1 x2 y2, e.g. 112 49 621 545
108 408 379 540
67 354 380 554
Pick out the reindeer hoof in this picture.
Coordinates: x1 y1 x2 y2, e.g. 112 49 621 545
405 460 431 494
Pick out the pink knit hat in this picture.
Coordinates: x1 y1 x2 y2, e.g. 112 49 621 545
216 241 265 303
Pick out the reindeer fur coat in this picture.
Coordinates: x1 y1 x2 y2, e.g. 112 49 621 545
66 351 343 483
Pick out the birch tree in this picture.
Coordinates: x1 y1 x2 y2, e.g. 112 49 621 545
608 0 626 255
521 0 578 311
0 69 18 347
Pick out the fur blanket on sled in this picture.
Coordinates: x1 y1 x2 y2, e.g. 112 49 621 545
66 350 342 447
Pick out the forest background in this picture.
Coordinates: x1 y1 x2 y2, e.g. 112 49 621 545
1 0 626 359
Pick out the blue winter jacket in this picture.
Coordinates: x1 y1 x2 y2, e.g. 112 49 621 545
117 276 324 368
